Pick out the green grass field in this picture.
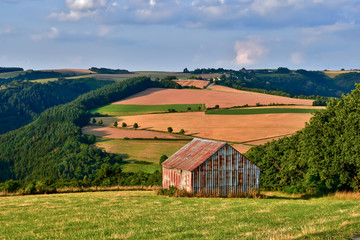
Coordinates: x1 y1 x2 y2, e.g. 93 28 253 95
206 107 320 115
92 104 205 116
1 191 359 239
95 139 190 173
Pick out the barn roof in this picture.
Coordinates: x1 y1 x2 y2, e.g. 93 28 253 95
162 138 227 172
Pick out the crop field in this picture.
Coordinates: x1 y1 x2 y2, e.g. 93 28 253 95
95 139 190 173
113 88 313 108
82 126 188 140
206 107 321 115
323 70 360 78
1 191 359 239
174 79 210 88
91 104 205 116
115 112 311 145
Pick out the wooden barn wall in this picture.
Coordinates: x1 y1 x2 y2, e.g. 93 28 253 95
162 167 192 192
192 145 260 196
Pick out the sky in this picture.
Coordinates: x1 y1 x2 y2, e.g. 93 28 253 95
0 0 359 71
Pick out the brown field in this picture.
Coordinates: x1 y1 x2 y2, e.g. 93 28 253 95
112 88 313 108
323 70 360 78
174 79 210 88
114 112 312 144
82 125 185 139
40 69 94 74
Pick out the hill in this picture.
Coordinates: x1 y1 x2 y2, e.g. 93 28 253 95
1 191 360 239
246 84 360 193
0 77 163 187
0 78 114 134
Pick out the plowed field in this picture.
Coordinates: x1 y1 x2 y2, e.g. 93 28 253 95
112 88 313 108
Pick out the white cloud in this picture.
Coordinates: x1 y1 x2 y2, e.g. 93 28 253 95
65 0 107 11
233 36 268 66
149 0 156 7
50 0 107 21
291 52 304 64
31 27 59 41
303 21 356 35
0 28 11 36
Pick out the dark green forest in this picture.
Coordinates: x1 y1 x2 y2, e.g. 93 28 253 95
0 78 114 134
0 77 168 192
189 67 360 98
246 84 360 193
89 67 133 74
0 67 24 73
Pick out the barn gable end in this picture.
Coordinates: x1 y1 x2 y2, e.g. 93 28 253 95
162 138 260 196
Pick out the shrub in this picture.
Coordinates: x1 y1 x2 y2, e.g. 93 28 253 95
179 129 185 134
167 127 173 133
122 122 127 127
160 155 168 165
4 180 20 193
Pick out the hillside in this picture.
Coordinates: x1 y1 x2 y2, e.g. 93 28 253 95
1 191 360 239
0 78 114 134
246 84 360 193
0 77 161 186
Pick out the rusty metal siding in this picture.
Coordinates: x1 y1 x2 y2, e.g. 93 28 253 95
162 166 193 192
192 144 260 196
161 138 226 171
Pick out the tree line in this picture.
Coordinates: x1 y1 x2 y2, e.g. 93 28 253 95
246 84 360 193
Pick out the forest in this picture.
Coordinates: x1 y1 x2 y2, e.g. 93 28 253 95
0 77 169 192
246 84 360 193
89 67 133 74
0 78 114 134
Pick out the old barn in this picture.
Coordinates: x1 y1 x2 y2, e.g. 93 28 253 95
162 138 260 196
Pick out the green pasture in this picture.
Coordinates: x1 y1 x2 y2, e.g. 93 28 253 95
1 191 359 239
30 75 94 83
206 107 320 115
0 70 27 79
95 139 190 173
92 104 205 116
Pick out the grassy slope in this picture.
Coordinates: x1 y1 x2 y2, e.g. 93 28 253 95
95 139 190 173
0 191 359 239
92 104 205 116
206 107 320 115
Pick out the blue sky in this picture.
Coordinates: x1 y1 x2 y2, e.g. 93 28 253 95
0 0 359 71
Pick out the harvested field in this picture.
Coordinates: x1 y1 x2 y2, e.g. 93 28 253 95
116 112 312 144
113 88 313 108
40 69 94 74
174 79 210 88
206 107 322 115
324 70 360 78
82 125 185 139
231 144 253 153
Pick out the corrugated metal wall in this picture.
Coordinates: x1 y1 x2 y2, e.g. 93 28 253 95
192 144 260 196
162 167 192 192
162 144 260 196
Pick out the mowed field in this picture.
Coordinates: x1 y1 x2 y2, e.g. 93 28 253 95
323 70 360 78
95 139 190 173
113 88 313 108
91 104 204 116
115 112 312 144
1 191 360 239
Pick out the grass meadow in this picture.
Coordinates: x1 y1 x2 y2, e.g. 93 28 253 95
95 139 190 173
1 191 360 239
206 108 320 115
92 104 205 116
